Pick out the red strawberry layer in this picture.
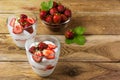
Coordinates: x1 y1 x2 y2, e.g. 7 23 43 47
10 14 36 34
13 25 23 34
29 41 57 63
10 18 16 27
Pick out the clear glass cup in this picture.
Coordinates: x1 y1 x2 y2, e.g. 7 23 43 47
7 12 37 49
25 35 60 77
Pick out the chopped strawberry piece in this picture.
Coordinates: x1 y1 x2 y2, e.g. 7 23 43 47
27 18 35 24
10 18 16 27
24 26 33 34
46 65 54 70
47 54 55 59
29 46 36 54
38 42 48 51
43 50 55 59
43 50 50 56
34 51 43 57
32 54 42 63
20 14 27 19
13 25 23 34
48 44 57 49
17 18 27 27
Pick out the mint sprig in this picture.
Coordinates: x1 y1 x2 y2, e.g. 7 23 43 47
73 26 85 35
65 26 86 45
65 39 73 44
41 0 53 11
73 35 86 45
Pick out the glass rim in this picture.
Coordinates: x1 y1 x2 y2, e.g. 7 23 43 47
25 35 61 51
41 17 71 25
6 12 38 27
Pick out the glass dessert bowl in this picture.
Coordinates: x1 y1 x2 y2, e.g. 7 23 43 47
25 35 60 77
39 1 72 32
7 12 37 49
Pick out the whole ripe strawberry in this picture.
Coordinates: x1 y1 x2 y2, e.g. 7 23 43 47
61 14 68 22
40 10 47 20
45 15 53 23
65 30 74 39
57 5 65 13
64 9 71 17
53 1 58 7
53 14 62 24
50 8 58 15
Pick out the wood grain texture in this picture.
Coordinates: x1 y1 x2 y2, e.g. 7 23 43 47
0 0 119 13
0 34 120 62
0 0 119 34
0 62 120 80
0 0 120 79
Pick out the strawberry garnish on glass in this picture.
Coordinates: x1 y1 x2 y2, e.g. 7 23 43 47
10 14 36 34
29 42 57 63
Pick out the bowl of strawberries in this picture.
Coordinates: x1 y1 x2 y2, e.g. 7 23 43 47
39 0 71 32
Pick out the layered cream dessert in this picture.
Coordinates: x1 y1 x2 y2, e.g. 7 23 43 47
27 41 59 77
7 14 37 48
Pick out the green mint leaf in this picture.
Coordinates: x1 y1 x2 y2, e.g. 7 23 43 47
73 36 86 45
65 39 73 44
40 0 53 11
48 0 53 9
73 26 85 35
41 2 48 11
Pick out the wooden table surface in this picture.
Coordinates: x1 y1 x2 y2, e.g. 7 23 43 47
0 0 120 80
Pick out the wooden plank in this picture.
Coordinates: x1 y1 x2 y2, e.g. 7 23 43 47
0 0 119 13
0 34 120 62
0 62 120 80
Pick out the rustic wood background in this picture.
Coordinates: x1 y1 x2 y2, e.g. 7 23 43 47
0 0 120 80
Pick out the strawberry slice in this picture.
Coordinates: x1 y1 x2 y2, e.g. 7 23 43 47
38 42 48 51
13 25 23 34
46 65 54 70
10 18 16 27
43 50 55 59
47 44 57 49
27 18 35 24
34 51 43 57
29 46 36 54
32 54 42 63
24 26 33 34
